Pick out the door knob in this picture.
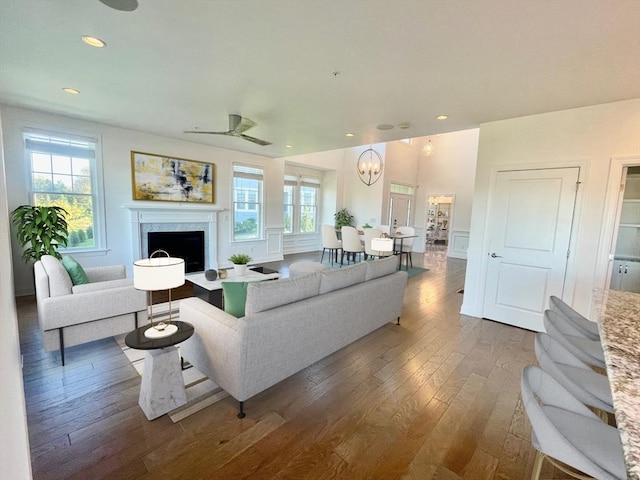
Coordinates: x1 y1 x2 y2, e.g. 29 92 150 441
490 252 503 258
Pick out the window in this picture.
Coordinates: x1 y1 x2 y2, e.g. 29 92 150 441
24 130 103 251
233 164 263 241
282 174 320 234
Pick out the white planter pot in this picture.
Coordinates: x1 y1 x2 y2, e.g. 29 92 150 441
233 264 248 276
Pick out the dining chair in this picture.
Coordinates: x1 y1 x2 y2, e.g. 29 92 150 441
549 295 600 341
321 224 342 266
521 365 626 480
376 224 391 235
534 332 614 420
394 226 415 269
340 226 364 265
363 228 385 259
543 310 606 369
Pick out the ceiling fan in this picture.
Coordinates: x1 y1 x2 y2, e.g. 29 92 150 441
184 114 272 146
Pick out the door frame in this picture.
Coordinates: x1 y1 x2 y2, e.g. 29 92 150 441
475 161 587 317
425 193 456 255
594 155 640 291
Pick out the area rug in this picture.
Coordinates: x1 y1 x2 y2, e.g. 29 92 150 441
114 300 228 422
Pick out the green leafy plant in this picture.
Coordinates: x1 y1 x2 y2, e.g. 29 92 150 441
228 253 252 265
334 208 354 228
362 223 373 229
11 205 69 262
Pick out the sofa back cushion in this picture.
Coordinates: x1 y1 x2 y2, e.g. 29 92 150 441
245 273 321 315
319 262 366 294
365 255 398 281
40 255 73 297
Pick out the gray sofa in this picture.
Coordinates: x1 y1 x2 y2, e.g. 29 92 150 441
179 255 408 417
34 255 148 365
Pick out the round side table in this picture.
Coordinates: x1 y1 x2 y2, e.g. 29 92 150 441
125 321 194 420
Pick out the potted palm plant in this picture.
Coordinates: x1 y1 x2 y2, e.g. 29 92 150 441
229 253 252 276
11 205 69 262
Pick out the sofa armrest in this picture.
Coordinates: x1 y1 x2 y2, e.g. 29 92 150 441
72 278 133 294
178 297 245 400
40 284 147 330
84 265 126 283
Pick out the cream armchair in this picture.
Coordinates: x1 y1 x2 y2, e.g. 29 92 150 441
34 255 148 365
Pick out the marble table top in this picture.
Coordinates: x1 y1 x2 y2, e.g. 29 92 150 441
592 289 640 480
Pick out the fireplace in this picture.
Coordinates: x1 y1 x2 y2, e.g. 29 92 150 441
148 230 205 273
125 204 223 272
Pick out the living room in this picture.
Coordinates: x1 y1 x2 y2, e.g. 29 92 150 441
2 0 639 478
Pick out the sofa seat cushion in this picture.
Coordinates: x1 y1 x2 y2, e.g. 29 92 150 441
319 262 366 294
365 255 398 281
41 255 73 296
222 281 249 318
62 255 90 285
245 273 321 315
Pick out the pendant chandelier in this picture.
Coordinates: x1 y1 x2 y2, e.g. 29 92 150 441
356 147 383 186
423 138 434 156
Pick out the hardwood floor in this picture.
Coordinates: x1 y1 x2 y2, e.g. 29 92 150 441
17 249 573 479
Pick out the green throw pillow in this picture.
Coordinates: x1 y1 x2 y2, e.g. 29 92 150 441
61 255 90 285
222 282 249 318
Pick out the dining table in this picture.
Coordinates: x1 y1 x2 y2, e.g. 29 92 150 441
592 288 640 480
389 232 418 270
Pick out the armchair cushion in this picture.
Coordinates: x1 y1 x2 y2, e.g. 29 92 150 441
40 255 73 296
62 255 90 285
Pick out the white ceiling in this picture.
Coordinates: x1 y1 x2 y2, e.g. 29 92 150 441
1 0 638 158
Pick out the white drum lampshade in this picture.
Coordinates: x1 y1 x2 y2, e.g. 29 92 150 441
133 256 185 291
371 237 393 256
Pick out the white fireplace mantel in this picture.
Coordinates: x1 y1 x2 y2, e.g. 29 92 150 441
124 203 224 270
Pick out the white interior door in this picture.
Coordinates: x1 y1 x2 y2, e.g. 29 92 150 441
482 167 580 331
389 194 411 230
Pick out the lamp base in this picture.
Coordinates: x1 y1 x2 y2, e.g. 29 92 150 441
144 323 178 339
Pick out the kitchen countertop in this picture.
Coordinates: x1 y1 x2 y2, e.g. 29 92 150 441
592 289 640 480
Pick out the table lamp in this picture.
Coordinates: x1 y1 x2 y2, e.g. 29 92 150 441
133 249 185 338
371 237 393 257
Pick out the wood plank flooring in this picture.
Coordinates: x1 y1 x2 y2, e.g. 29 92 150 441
17 249 576 479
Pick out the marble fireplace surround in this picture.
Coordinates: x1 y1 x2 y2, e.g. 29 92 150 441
124 204 224 271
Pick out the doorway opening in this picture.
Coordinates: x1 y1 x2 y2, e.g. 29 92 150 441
426 194 454 248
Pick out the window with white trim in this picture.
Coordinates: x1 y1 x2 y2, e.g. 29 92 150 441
283 174 320 234
233 164 263 241
24 130 104 251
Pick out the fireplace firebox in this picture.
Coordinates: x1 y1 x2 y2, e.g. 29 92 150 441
147 231 205 273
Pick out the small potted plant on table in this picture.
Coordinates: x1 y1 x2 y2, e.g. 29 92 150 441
229 253 252 276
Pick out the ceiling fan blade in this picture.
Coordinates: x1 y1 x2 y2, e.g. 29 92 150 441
233 116 256 134
239 134 272 146
183 130 230 135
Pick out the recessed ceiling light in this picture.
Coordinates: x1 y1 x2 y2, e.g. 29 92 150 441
82 36 106 48
63 88 80 95
345 133 355 137
398 122 410 129
436 115 448 120
377 124 394 130
285 144 293 148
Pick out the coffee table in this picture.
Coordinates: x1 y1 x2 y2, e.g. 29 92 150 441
187 266 280 308
125 321 194 420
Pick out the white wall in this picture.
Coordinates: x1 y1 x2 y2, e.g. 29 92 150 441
0 107 33 478
462 99 640 318
2 105 282 295
416 130 479 257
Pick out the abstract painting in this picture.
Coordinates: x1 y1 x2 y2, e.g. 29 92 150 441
131 151 215 203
